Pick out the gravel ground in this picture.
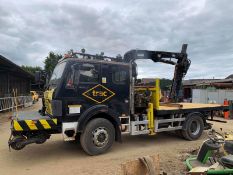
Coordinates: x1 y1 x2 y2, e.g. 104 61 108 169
0 101 232 175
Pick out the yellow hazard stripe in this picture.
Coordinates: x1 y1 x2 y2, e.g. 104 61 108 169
13 118 58 131
13 121 23 131
25 120 38 130
52 118 57 125
39 119 51 129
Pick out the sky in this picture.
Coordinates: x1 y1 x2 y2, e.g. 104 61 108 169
0 0 233 79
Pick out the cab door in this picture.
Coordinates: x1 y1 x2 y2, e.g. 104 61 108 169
101 64 130 116
75 62 102 106
63 62 101 119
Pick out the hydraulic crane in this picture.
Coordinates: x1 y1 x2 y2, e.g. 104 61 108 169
123 44 191 102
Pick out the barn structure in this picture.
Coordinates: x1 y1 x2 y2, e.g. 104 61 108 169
183 77 233 104
0 55 34 111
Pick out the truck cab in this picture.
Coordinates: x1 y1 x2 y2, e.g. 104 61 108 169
44 58 130 141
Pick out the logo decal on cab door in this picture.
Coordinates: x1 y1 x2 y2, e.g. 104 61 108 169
82 84 115 103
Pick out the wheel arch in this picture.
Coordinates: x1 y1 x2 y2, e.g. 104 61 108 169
77 105 121 142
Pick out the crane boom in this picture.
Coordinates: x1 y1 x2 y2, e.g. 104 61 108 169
123 44 191 102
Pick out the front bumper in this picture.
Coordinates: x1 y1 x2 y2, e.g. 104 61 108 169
11 111 58 132
12 118 58 131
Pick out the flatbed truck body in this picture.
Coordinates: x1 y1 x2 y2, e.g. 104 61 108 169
12 102 228 131
8 45 230 155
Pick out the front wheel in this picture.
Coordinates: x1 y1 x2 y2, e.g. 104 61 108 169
80 118 115 155
182 114 204 140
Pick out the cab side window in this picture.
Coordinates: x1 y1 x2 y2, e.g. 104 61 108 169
112 67 127 84
79 63 99 83
66 63 99 89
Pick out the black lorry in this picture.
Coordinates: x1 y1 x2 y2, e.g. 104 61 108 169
9 45 228 155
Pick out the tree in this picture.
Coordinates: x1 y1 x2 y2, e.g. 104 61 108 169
21 65 42 75
147 78 172 91
160 78 173 91
44 52 62 77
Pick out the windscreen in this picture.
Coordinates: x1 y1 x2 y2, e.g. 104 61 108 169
48 62 67 89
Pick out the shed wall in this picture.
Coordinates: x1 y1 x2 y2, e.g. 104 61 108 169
192 89 233 104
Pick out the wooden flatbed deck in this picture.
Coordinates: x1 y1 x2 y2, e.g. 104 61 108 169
156 102 228 115
159 103 224 110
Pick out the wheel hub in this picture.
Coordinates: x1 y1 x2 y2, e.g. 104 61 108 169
92 127 109 147
190 120 200 135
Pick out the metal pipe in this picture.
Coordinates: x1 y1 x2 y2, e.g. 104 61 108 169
148 103 155 135
155 79 160 110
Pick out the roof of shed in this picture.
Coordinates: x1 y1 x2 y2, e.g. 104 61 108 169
226 74 233 79
0 55 34 80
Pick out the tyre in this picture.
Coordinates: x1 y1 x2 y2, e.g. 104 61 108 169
35 137 47 144
80 118 115 155
75 132 81 141
182 114 204 140
10 136 26 150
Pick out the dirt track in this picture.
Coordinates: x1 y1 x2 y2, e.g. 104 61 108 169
0 102 232 175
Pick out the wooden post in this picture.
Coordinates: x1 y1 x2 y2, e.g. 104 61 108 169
13 89 18 119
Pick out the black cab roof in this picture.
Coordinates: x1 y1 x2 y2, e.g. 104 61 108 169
59 57 130 66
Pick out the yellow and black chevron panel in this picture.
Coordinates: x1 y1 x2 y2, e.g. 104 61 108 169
13 118 57 131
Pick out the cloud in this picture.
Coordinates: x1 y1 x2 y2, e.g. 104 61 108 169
0 0 232 79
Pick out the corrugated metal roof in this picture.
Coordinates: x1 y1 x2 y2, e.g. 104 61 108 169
226 74 233 79
183 78 233 86
0 55 34 79
182 79 219 86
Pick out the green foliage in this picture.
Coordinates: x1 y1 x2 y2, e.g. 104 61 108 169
146 78 172 91
44 52 62 77
160 78 172 90
21 65 42 75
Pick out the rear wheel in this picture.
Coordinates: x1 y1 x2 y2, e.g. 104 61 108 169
80 118 115 155
182 114 204 140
